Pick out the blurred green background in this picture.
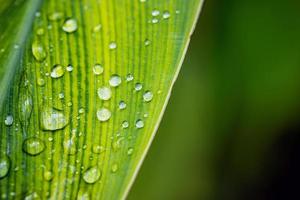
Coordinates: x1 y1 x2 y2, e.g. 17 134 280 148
128 0 300 199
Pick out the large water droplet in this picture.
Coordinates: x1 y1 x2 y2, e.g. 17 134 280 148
109 74 122 87
93 64 103 75
135 119 144 129
143 90 153 102
97 86 111 101
40 107 69 131
97 108 111 122
23 137 45 156
32 41 47 62
51 64 65 78
83 167 101 184
62 18 78 33
4 115 13 126
0 155 10 178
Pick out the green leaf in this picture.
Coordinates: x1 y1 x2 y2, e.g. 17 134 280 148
0 0 203 199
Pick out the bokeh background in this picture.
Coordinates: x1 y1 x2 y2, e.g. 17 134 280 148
128 0 300 200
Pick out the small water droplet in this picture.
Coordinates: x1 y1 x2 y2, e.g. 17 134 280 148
4 115 13 126
152 18 159 24
23 137 45 156
92 24 102 33
122 121 129 129
32 41 47 62
24 192 40 200
48 12 63 21
135 83 142 91
79 108 85 114
144 39 151 46
152 10 160 17
126 73 134 82
40 107 69 131
93 64 103 75
36 28 45 35
127 147 134 155
97 108 111 122
58 93 65 99
77 192 90 200
62 18 78 33
109 42 117 50
109 74 122 87
135 119 144 129
0 155 10 178
92 145 105 154
111 163 118 173
97 86 112 100
162 11 171 19
119 101 127 110
143 90 153 102
66 64 73 72
44 170 53 181
140 0 147 2
37 78 45 86
51 64 65 78
83 166 101 184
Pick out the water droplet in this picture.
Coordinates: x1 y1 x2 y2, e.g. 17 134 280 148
0 155 10 178
79 108 85 114
66 64 73 72
23 137 45 156
144 39 151 46
97 86 112 100
119 101 127 110
92 24 102 33
44 170 53 181
152 10 160 17
58 93 65 99
152 18 159 24
36 28 45 36
32 41 47 62
135 83 142 91
77 192 90 200
93 64 103 75
126 73 134 82
111 163 118 173
140 0 147 2
24 192 40 200
18 92 33 127
127 147 134 155
109 42 117 50
40 107 69 131
51 64 65 78
97 108 111 122
4 115 13 126
48 12 63 21
92 145 105 154
37 78 45 86
83 166 101 184
143 90 153 102
109 74 122 87
162 11 171 19
62 18 78 33
135 119 144 129
122 121 129 129
64 135 77 155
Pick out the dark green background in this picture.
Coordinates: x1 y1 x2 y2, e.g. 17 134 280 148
128 0 300 199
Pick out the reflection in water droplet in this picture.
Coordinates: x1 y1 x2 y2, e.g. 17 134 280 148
111 163 118 173
97 86 112 101
93 64 103 75
62 18 78 33
119 101 127 110
143 90 153 102
32 41 47 62
23 137 45 156
0 155 10 178
83 167 101 184
135 83 142 91
51 64 65 78
109 74 122 87
109 42 117 50
97 108 111 122
4 115 13 126
40 107 69 131
135 119 144 129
